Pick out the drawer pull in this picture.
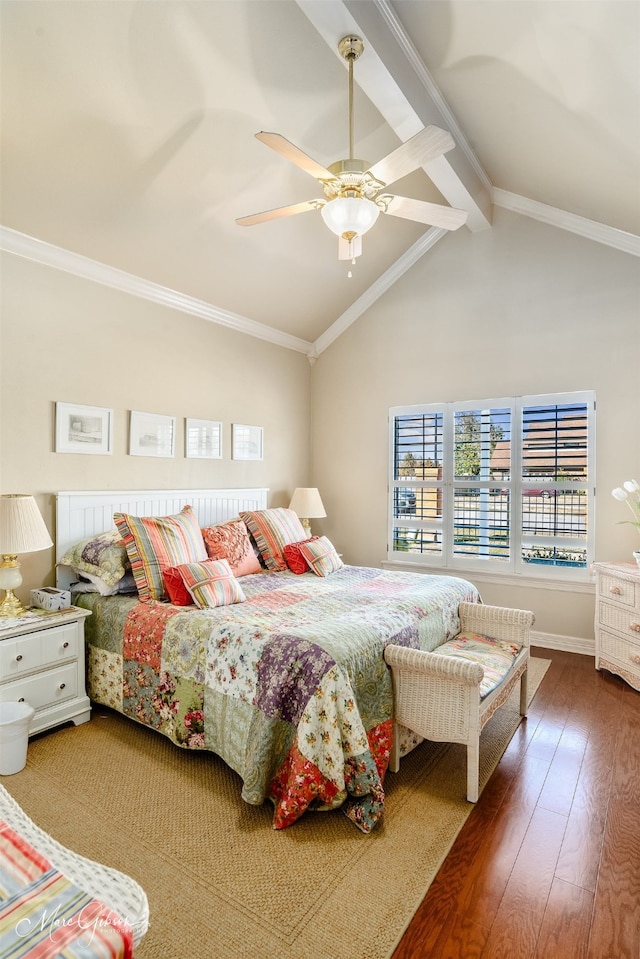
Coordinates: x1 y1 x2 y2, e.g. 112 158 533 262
62 641 69 649
18 697 25 703
610 586 623 595
631 654 640 665
59 683 66 690
630 622 640 633
15 654 23 662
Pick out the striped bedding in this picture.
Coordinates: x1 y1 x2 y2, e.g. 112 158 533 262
0 821 133 959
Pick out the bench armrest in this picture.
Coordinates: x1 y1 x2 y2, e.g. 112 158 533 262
384 643 484 687
459 602 534 647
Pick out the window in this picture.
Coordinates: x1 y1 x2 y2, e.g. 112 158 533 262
389 391 595 579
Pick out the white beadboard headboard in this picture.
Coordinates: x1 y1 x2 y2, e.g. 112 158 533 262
56 488 268 589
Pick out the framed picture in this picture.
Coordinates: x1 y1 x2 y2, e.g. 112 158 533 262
129 411 175 457
232 424 263 461
55 402 113 455
185 418 222 459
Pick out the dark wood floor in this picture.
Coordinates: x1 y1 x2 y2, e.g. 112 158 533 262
392 647 640 959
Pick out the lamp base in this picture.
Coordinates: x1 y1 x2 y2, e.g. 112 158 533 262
0 555 26 617
0 589 27 618
300 518 311 535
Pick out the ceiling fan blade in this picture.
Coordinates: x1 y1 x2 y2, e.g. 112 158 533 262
366 126 456 188
236 200 321 227
382 195 468 231
255 132 337 183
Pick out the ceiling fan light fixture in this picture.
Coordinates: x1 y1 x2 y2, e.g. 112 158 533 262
320 196 380 239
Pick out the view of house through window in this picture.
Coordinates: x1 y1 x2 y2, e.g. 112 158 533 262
389 392 595 577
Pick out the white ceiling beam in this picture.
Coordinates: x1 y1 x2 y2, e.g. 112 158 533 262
295 0 492 232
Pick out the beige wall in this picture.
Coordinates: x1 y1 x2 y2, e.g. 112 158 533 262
311 208 640 642
0 252 311 600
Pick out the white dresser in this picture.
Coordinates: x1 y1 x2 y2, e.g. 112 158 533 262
593 562 640 692
0 607 92 734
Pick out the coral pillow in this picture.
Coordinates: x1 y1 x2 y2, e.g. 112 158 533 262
163 566 194 606
113 506 207 602
297 536 343 577
173 559 246 609
202 521 262 577
239 508 307 571
283 536 319 574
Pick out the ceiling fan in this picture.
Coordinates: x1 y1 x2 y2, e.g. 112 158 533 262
236 35 468 262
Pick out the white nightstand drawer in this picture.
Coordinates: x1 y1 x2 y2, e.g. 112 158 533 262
599 602 640 641
0 663 78 711
599 573 638 608
599 629 640 672
0 622 78 677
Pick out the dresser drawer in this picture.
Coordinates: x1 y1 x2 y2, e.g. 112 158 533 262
598 629 640 674
0 623 78 679
599 574 638 608
0 663 78 710
598 601 640 641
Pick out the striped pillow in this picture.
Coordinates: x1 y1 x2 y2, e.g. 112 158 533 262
297 536 343 577
239 508 306 571
175 559 246 608
113 506 207 601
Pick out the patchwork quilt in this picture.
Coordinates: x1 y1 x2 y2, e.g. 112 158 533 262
77 566 479 832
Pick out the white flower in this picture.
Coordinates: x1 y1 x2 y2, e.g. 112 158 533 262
612 480 640 536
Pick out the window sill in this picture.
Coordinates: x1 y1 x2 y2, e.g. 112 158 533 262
381 559 596 594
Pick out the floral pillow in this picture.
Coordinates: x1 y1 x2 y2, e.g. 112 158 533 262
239 508 307 572
173 559 246 609
113 506 207 602
58 529 131 594
202 521 262 577
297 536 343 577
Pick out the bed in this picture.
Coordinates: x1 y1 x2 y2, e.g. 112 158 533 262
56 489 480 833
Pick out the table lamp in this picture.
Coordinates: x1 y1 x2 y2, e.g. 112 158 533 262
0 494 53 617
288 488 327 535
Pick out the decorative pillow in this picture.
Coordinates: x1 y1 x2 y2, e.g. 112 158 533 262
239 508 307 571
283 536 319 574
202 521 262 577
297 536 343 577
58 529 130 591
113 506 207 602
163 567 194 606
173 559 246 609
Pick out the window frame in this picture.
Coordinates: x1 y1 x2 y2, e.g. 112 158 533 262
388 390 595 582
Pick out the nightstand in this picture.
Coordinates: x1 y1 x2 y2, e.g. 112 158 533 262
593 562 640 692
0 606 92 734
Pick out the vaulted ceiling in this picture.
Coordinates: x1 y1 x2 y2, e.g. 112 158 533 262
2 1 638 358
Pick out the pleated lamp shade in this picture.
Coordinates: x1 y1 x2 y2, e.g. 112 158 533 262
0 495 53 554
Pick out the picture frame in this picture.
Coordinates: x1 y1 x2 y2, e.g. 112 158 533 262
232 424 264 461
129 411 175 458
185 418 222 459
55 402 113 455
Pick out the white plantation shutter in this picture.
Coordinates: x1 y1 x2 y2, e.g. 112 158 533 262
389 391 595 579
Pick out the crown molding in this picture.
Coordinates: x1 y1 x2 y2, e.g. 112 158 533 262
313 227 447 356
493 190 640 257
0 226 315 356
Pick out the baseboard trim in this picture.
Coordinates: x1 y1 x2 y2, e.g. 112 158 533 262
532 631 594 657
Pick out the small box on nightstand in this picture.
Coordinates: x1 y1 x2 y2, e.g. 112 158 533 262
30 587 71 611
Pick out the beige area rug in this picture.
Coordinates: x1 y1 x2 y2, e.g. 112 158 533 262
3 658 549 959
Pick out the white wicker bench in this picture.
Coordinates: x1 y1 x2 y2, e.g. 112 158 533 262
0 784 149 947
384 602 534 802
